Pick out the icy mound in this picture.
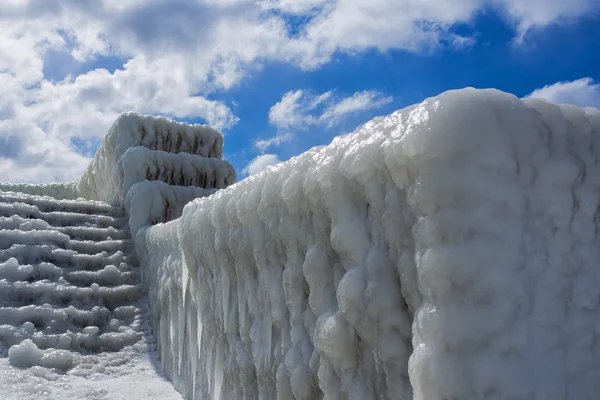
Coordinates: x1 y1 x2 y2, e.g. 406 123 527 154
135 88 600 399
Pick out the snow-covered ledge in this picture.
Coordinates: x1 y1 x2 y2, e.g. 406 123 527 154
134 88 600 400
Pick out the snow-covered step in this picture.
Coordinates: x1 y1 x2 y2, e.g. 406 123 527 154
0 281 144 309
0 231 133 256
120 146 236 197
0 229 71 249
0 215 130 241
0 260 63 282
63 268 139 287
0 191 124 217
0 305 142 353
0 203 128 229
2 329 142 354
56 226 130 241
0 246 136 271
0 235 136 256
0 305 114 331
67 239 134 255
0 259 138 287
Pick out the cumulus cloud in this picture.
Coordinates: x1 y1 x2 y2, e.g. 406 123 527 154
269 89 392 130
1 0 597 182
243 153 282 175
255 132 294 153
319 90 393 127
526 78 600 109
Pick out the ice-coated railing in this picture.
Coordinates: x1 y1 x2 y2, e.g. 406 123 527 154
133 88 600 400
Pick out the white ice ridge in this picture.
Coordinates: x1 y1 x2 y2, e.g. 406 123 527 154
0 112 230 205
134 88 600 399
120 147 236 204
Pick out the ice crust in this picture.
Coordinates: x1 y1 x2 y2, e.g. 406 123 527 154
133 89 600 399
120 147 235 206
125 180 217 237
78 113 226 205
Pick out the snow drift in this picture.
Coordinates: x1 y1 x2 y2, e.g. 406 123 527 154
134 88 600 399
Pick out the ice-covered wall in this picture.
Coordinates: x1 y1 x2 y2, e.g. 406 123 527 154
135 88 600 400
120 147 235 205
78 113 225 205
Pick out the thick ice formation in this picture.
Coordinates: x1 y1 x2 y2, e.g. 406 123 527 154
8 339 74 370
0 112 229 206
120 147 235 204
78 113 225 205
133 89 600 400
125 180 217 237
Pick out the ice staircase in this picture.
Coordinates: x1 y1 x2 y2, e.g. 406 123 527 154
0 113 236 398
0 191 147 368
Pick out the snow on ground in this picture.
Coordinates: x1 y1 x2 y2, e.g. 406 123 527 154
135 88 600 399
0 305 182 400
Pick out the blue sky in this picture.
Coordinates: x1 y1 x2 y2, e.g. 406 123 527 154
1 0 599 182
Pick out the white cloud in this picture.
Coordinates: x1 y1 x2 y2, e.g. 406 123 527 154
269 89 392 130
495 0 598 40
0 0 597 182
296 0 599 57
526 78 600 108
255 132 294 153
319 90 393 127
268 90 331 129
243 153 282 175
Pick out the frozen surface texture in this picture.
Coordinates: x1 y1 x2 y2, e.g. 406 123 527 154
125 180 217 237
134 88 600 400
78 113 227 205
120 147 235 205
